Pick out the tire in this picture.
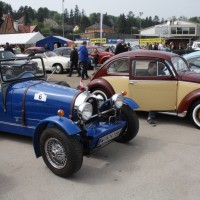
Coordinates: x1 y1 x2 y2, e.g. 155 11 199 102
115 104 139 143
53 64 63 74
102 58 108 64
91 88 109 102
40 127 83 177
189 100 200 129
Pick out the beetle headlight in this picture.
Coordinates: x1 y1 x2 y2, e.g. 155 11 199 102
78 102 93 121
111 94 124 109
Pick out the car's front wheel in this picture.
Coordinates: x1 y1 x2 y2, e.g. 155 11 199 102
115 104 139 143
189 100 200 128
52 64 63 74
40 127 83 177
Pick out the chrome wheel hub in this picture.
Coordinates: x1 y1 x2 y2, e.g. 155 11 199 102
45 138 67 169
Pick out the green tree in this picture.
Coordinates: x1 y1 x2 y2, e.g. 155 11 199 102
36 7 50 22
69 9 74 25
116 14 128 34
89 13 100 24
74 5 81 25
64 8 69 23
80 15 91 31
189 16 200 23
103 13 112 27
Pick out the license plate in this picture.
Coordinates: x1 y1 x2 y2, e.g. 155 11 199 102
97 128 122 147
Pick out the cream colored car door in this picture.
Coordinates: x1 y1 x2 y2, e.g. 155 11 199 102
129 60 178 111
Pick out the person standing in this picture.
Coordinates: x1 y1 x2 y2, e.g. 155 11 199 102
114 39 124 55
44 43 50 51
4 42 15 54
68 45 81 77
92 49 99 75
79 41 89 80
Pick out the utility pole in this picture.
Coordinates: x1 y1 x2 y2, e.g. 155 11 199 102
139 12 143 44
62 0 65 37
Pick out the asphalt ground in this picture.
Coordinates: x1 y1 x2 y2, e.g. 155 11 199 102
0 71 200 200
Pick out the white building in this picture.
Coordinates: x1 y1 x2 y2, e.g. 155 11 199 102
140 20 200 47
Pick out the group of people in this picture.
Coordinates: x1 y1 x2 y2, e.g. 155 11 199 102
68 41 91 79
67 40 100 79
114 39 132 55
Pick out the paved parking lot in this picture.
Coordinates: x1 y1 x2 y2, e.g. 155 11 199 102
1 71 200 200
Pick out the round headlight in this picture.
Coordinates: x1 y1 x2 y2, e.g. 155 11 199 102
78 102 93 121
111 94 124 109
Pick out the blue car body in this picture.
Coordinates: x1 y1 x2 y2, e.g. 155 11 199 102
0 55 139 177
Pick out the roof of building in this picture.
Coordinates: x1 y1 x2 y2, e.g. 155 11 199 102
85 23 112 30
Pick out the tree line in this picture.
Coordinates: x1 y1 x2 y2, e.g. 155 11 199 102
1 1 200 36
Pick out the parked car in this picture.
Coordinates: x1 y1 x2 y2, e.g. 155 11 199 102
87 46 114 64
87 50 200 129
34 51 71 74
53 47 72 58
0 55 139 177
24 47 46 55
0 50 38 78
183 51 200 72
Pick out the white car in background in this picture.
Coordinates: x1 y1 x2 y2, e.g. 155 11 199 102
183 51 200 73
34 51 70 74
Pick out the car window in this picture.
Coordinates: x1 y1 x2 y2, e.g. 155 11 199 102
0 51 16 59
187 57 200 72
107 59 129 73
171 56 189 72
63 49 71 55
134 60 170 76
87 48 94 54
24 49 33 54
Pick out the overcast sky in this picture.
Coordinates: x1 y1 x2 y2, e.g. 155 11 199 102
4 0 200 20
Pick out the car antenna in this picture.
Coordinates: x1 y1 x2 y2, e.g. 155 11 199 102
46 67 56 81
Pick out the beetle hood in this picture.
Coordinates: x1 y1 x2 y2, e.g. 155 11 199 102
179 71 200 83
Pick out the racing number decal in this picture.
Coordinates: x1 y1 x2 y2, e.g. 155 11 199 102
34 92 47 102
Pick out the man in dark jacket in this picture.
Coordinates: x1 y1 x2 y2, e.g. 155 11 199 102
4 42 15 54
114 39 124 55
68 45 81 77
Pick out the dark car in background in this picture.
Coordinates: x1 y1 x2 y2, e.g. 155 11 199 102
0 50 38 78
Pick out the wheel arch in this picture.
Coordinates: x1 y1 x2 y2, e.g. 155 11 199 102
99 56 110 64
177 89 200 115
33 116 81 158
87 78 115 97
124 97 139 110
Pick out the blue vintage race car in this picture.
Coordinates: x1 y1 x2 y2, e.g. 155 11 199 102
0 55 139 177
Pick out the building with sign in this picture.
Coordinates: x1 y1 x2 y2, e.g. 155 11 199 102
79 23 134 45
140 20 200 48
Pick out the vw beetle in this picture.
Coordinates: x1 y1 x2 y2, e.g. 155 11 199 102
0 56 139 177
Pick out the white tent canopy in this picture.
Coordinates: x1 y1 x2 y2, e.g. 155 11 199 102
0 32 44 45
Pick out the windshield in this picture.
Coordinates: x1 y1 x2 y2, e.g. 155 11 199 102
97 47 104 52
171 56 189 72
45 51 58 57
0 56 45 82
0 51 16 59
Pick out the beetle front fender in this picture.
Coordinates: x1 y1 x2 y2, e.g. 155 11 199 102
33 116 81 158
124 97 139 109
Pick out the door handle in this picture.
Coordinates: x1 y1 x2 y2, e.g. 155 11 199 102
129 81 137 84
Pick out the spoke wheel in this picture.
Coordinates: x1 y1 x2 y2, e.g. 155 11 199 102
45 138 67 169
40 127 83 177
